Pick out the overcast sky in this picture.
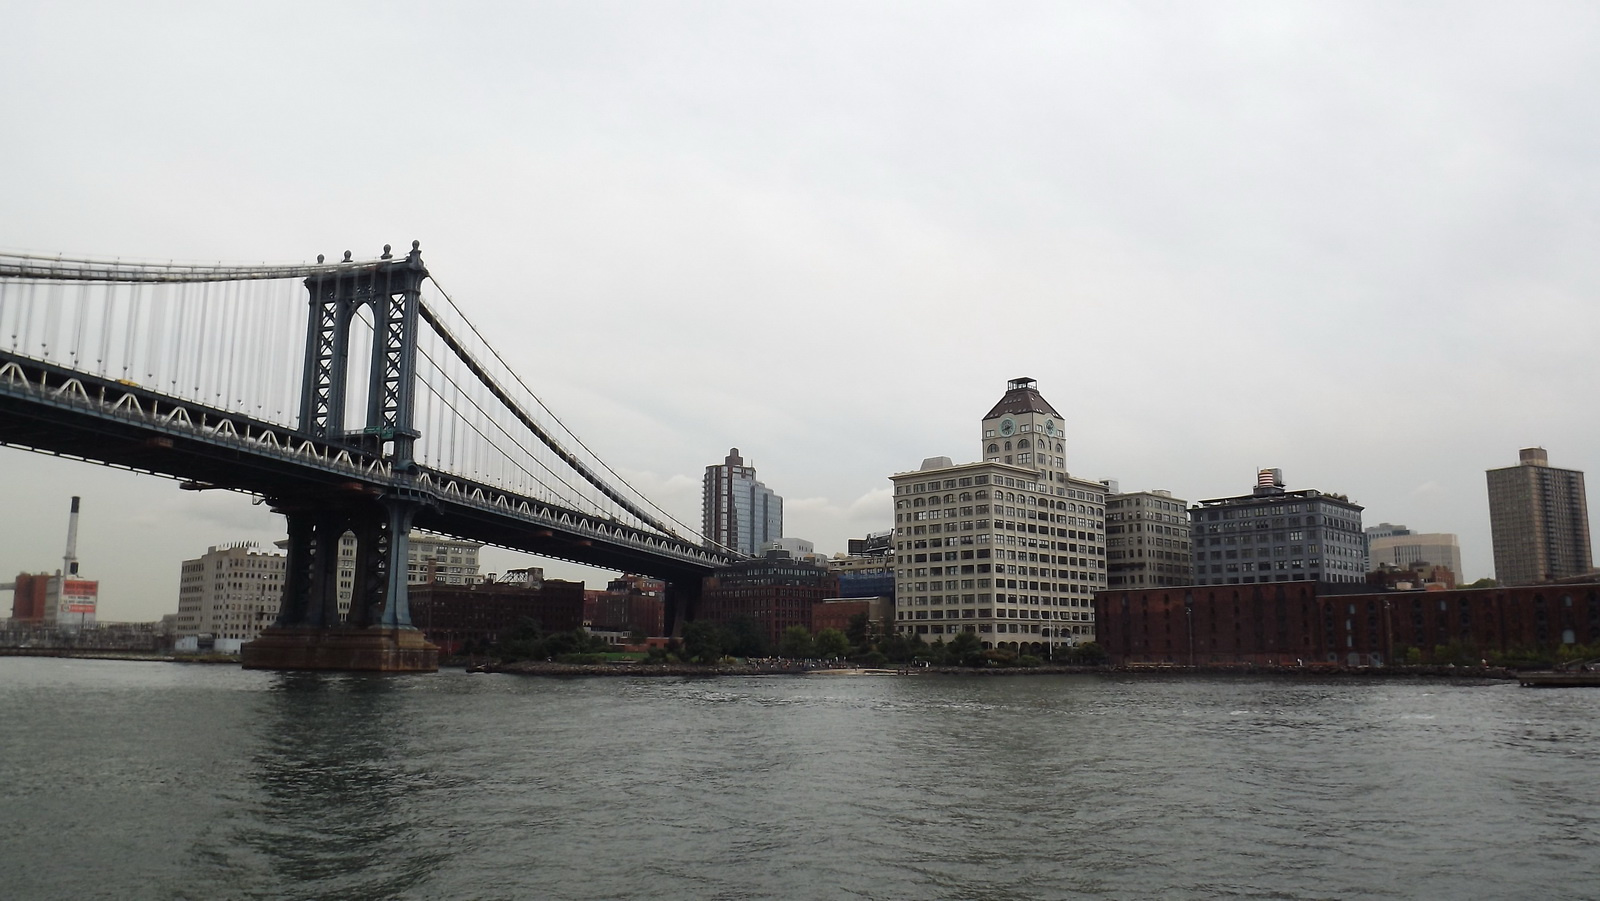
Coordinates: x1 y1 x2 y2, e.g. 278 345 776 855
4 1 1599 622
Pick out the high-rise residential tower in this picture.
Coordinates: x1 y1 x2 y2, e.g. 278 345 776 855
892 378 1106 655
1487 448 1593 585
702 448 783 556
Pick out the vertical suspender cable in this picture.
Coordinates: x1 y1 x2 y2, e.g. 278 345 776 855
96 282 114 376
69 280 87 370
42 279 62 360
194 280 210 396
145 282 164 383
124 281 141 380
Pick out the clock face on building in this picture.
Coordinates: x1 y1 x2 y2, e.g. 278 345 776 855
1044 419 1057 436
999 417 1016 437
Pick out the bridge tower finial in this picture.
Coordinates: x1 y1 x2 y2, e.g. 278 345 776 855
381 244 392 259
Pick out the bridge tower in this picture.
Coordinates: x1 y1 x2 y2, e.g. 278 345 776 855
242 242 438 672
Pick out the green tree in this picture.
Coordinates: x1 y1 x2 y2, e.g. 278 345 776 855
681 620 725 663
947 631 985 667
1431 640 1478 666
722 616 769 658
1071 641 1108 665
1462 577 1499 589
845 612 873 651
814 628 851 659
882 633 920 663
779 625 815 660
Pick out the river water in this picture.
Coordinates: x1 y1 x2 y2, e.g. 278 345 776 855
2 658 1597 901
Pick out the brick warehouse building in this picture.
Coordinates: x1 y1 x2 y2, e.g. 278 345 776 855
1095 582 1600 666
409 572 585 654
699 551 839 648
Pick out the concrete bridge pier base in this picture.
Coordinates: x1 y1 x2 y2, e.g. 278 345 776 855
241 626 438 672
243 496 438 673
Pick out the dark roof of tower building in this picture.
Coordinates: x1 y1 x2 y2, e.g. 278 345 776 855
984 377 1061 419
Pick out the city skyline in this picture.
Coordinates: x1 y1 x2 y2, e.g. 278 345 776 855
4 3 1600 620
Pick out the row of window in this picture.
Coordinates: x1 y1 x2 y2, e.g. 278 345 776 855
900 608 1094 621
899 623 1092 636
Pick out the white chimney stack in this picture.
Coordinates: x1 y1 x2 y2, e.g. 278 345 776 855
63 496 80 577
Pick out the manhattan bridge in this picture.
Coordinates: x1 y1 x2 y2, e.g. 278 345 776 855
0 242 742 670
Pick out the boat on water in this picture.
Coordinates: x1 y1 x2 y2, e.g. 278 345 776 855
1519 659 1600 687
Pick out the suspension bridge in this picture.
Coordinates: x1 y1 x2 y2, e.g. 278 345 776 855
0 242 741 671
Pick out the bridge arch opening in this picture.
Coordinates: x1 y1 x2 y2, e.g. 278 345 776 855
342 303 376 441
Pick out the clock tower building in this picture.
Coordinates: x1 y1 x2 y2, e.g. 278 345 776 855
982 376 1067 484
889 377 1107 656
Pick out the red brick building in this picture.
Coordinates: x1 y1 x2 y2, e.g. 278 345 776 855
1096 582 1600 666
409 574 585 654
811 596 894 638
9 573 49 624
811 599 871 634
591 574 666 637
699 552 838 648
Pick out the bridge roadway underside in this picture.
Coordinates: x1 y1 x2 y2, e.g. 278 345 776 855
0 355 715 654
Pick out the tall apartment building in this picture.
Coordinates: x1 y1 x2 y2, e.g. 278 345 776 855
176 543 285 642
702 448 783 556
1107 489 1192 588
892 378 1107 655
1365 525 1463 580
1487 448 1593 585
1189 469 1365 586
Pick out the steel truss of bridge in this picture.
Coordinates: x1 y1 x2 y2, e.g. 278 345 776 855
0 246 737 671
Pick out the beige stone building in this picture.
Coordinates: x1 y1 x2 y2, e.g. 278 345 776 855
1107 489 1192 588
891 378 1106 655
176 543 285 642
1366 530 1463 580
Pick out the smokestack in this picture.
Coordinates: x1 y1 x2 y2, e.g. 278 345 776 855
63 496 80 577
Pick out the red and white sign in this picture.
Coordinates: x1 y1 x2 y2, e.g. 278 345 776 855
62 579 98 614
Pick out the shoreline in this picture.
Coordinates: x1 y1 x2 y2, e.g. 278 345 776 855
482 660 1520 680
0 650 1523 680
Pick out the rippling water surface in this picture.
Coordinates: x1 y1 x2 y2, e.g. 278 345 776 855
3 658 1598 900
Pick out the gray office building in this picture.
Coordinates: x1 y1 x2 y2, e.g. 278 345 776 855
1189 469 1365 586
